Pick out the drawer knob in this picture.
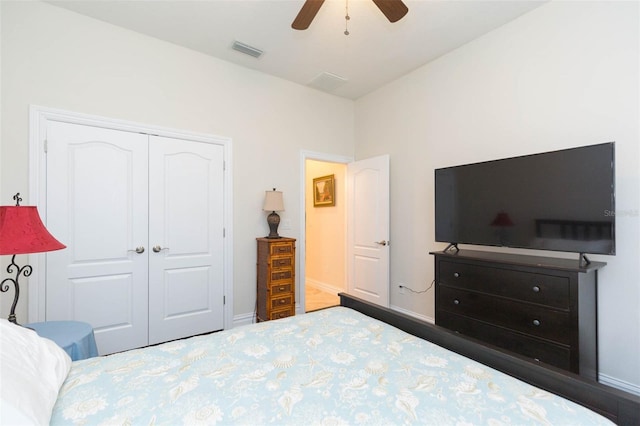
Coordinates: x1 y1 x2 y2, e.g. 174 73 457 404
279 286 285 291
453 299 460 305
532 319 541 326
453 272 460 278
280 299 286 304
532 286 541 293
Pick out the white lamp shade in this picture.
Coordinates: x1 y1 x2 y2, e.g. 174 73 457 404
263 190 284 212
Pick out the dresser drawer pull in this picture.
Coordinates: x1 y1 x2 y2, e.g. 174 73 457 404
453 272 460 278
532 319 541 326
279 286 286 291
532 286 541 293
279 299 287 304
453 299 460 305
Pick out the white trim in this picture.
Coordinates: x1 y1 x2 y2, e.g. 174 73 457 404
28 105 234 331
305 278 344 296
598 373 640 396
298 150 353 315
389 304 434 324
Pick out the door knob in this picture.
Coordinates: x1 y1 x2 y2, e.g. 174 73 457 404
375 240 388 246
128 246 145 254
152 245 169 253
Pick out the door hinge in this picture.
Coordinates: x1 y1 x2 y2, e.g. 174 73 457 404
223 295 226 305
44 139 48 153
223 160 226 171
223 228 225 238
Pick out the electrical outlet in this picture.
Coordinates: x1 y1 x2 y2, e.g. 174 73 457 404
398 283 405 295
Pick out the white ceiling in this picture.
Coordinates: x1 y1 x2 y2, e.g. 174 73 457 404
47 0 547 99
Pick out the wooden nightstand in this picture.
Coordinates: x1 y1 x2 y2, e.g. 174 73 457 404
256 237 296 322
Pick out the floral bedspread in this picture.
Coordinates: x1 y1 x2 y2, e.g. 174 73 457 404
51 307 612 425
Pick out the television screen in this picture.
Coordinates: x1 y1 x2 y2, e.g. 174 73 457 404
435 142 615 255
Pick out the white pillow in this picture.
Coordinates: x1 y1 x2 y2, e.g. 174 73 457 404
0 318 72 425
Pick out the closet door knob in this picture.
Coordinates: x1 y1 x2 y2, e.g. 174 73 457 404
128 246 145 254
153 245 169 253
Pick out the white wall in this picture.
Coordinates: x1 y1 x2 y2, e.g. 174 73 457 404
0 1 355 321
355 1 639 392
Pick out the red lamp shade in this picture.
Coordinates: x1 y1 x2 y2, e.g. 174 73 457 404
0 206 66 255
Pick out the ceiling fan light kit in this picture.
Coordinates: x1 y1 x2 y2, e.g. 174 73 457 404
292 0 408 33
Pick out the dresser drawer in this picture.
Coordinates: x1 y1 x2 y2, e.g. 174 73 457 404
437 310 572 371
439 260 570 308
271 269 293 282
271 283 293 296
270 308 295 320
438 286 571 344
271 257 293 269
271 294 294 310
270 242 294 256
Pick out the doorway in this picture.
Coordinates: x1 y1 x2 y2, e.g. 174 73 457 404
298 151 390 313
299 151 352 313
305 159 346 311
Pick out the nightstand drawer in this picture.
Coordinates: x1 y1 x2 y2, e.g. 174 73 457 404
439 285 571 344
271 269 293 282
439 260 570 308
271 283 293 296
270 242 294 256
270 308 295 320
271 294 294 309
271 257 293 269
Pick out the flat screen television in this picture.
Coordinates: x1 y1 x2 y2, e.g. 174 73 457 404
435 142 615 256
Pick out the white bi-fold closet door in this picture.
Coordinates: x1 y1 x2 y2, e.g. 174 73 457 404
45 120 225 355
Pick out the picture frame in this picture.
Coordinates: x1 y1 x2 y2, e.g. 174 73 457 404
313 174 335 207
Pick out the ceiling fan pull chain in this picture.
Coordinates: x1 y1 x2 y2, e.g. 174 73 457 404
344 0 350 35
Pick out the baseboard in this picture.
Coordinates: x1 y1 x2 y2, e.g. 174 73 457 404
598 373 640 396
306 278 343 296
389 304 434 324
233 311 255 327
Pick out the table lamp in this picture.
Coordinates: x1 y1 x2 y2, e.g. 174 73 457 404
0 193 66 324
263 188 284 239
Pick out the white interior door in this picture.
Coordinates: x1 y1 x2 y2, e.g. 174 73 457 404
46 121 149 354
347 155 390 307
148 136 225 344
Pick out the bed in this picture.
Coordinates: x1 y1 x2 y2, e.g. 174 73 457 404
1 293 639 425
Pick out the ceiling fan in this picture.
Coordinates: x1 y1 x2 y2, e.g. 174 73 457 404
292 0 409 30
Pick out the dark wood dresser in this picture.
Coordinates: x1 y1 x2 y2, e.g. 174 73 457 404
257 237 296 322
431 250 605 380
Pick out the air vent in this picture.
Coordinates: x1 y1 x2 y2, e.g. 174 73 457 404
231 41 263 58
308 72 348 92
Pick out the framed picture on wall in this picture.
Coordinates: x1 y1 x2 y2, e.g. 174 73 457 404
313 174 335 207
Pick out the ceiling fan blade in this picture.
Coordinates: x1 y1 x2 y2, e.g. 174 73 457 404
292 0 326 30
371 0 409 23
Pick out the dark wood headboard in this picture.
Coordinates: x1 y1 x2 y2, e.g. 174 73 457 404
339 293 640 425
